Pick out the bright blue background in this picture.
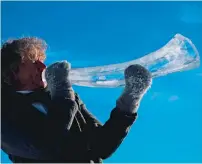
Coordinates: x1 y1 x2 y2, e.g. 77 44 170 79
1 1 202 163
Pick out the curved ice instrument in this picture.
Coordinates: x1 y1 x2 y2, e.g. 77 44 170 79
43 34 200 88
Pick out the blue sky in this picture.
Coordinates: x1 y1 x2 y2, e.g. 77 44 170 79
1 1 202 163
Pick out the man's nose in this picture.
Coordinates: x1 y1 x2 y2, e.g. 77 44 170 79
36 61 46 71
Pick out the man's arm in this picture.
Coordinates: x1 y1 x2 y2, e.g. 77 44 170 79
65 64 152 160
75 93 137 159
44 63 152 161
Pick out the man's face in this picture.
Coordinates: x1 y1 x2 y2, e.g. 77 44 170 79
15 58 46 91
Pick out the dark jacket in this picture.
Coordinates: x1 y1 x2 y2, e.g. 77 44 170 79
1 86 137 163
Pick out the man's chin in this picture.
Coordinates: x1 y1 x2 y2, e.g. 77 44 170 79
31 81 46 91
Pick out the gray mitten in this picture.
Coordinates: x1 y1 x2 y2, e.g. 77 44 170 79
45 61 75 100
116 64 152 114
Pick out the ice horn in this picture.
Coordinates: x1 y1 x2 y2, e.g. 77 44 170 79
42 34 200 88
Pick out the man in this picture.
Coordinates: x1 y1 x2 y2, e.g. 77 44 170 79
1 37 152 163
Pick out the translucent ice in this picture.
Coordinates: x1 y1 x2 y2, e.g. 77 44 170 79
43 34 200 88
